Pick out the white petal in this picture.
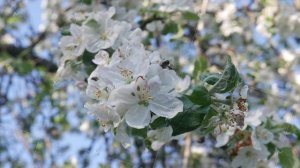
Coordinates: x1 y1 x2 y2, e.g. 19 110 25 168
176 75 191 93
98 67 126 87
146 64 162 78
148 51 162 64
107 7 116 18
93 50 110 65
240 85 248 99
151 141 165 151
251 128 262 150
70 24 82 37
115 123 132 148
125 105 151 129
244 111 263 127
108 84 137 116
159 69 178 92
148 76 161 95
149 94 183 118
215 133 230 147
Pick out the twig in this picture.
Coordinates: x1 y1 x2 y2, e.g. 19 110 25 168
182 134 191 168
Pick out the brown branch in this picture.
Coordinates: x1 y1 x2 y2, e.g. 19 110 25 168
139 16 164 30
1 44 58 73
182 134 191 168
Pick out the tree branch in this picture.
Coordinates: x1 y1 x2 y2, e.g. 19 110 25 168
1 44 58 73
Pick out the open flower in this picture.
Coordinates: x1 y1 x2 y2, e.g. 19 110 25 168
83 7 124 52
86 67 113 101
109 76 183 128
97 47 150 87
84 102 121 132
147 126 173 150
232 146 269 168
251 127 274 150
59 24 85 57
115 122 132 148
214 124 236 147
92 50 110 66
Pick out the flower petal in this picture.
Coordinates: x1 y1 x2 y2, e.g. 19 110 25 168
149 94 183 118
215 133 230 147
108 84 137 116
115 123 132 148
125 105 151 129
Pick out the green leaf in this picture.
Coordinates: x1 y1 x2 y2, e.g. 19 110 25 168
209 56 240 93
162 21 178 34
279 147 295 168
33 140 45 159
82 50 96 74
201 108 218 127
187 85 211 106
150 117 168 130
179 96 194 109
198 108 219 135
182 11 200 21
12 59 34 75
82 50 94 64
266 143 277 159
61 27 71 36
82 0 92 5
193 56 208 79
144 138 152 149
7 16 22 24
275 123 300 140
201 73 222 85
131 128 147 138
85 19 98 27
169 97 210 136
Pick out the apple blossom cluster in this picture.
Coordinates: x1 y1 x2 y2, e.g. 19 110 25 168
214 86 249 148
55 1 300 167
57 7 190 149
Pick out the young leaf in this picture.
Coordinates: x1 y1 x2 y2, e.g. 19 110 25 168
182 11 200 21
82 0 92 5
162 21 178 34
279 147 295 168
169 104 210 136
7 16 22 24
275 123 300 140
201 73 222 85
201 108 218 127
61 27 71 36
209 56 240 93
150 117 168 130
187 85 212 106
266 143 277 159
193 56 208 79
82 50 96 74
131 128 147 138
198 108 219 135
85 19 98 27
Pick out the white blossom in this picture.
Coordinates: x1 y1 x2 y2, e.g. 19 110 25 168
214 124 235 147
59 24 85 57
232 146 269 168
109 76 183 128
240 85 248 99
84 102 121 132
92 50 110 66
83 8 123 52
252 127 274 149
147 126 173 150
115 122 132 148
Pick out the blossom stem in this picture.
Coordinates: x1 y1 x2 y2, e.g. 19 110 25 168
211 98 231 105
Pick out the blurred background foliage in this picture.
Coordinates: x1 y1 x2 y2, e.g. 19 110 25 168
0 0 300 168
